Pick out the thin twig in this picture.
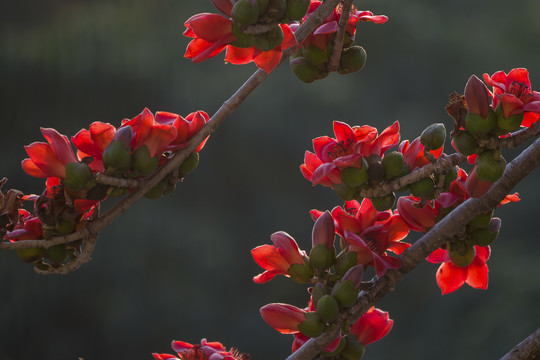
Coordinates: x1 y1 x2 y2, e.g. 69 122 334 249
287 136 540 360
327 0 353 72
33 235 98 275
500 328 540 360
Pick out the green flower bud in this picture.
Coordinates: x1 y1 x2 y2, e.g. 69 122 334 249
103 140 131 172
286 0 309 20
311 283 330 306
144 179 168 199
290 57 320 83
179 152 200 178
309 243 336 270
469 217 500 247
476 151 506 182
447 241 476 267
56 218 76 235
316 295 340 322
257 0 270 15
465 109 496 136
467 210 494 229
420 123 446 150
335 251 357 275
341 336 366 360
338 46 367 74
370 192 396 211
262 0 287 21
382 151 405 179
131 146 160 177
443 165 458 191
287 261 314 283
452 130 478 156
63 162 94 191
230 22 256 48
253 25 284 51
304 44 331 66
17 247 44 263
341 166 369 189
45 244 67 266
409 176 435 198
298 311 325 338
331 280 358 308
232 0 260 25
333 183 356 201
495 103 524 134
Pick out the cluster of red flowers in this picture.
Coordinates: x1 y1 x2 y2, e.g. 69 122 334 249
153 338 249 360
5 108 208 269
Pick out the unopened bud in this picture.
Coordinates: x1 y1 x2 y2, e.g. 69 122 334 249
316 295 340 322
309 243 336 270
298 311 325 338
420 123 446 150
286 0 310 21
232 0 260 25
475 150 506 182
452 130 478 156
131 146 160 177
335 251 357 275
288 261 314 283
253 25 284 51
312 211 335 249
63 162 94 191
382 151 405 179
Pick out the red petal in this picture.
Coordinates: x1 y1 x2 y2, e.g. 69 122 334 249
41 128 77 165
24 142 66 178
251 245 289 274
426 248 450 263
254 49 282 73
184 13 232 42
21 158 48 178
225 46 255 65
436 262 467 295
466 257 489 290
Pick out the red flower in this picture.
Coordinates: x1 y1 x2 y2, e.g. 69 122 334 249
5 209 43 241
350 307 393 346
154 110 210 152
427 246 491 294
72 122 116 172
483 68 540 127
120 108 177 157
184 4 297 73
260 303 307 334
298 2 388 52
311 198 410 276
301 121 399 187
251 231 306 284
398 136 443 171
153 338 240 360
22 128 78 179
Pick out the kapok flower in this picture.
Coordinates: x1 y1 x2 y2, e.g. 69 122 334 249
154 110 210 152
311 198 410 276
22 128 78 179
120 108 177 158
483 68 540 127
301 121 399 187
5 209 43 241
184 4 297 73
350 307 393 346
153 338 246 360
260 303 306 334
427 246 491 294
251 231 306 284
398 136 443 171
72 122 117 172
298 1 388 52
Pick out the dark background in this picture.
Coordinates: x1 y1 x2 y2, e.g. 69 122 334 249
1 0 539 359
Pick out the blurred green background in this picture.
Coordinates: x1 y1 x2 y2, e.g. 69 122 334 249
1 0 539 359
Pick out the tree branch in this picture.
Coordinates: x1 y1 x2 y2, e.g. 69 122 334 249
500 328 540 360
287 136 540 360
327 0 353 72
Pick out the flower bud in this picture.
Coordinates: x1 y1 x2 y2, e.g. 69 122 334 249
17 247 44 263
103 140 131 172
467 210 494 229
257 0 269 15
464 75 491 118
253 25 284 51
298 311 325 338
338 46 367 74
263 0 287 22
131 145 160 177
341 166 369 189
288 261 314 283
409 177 435 198
341 335 366 360
331 280 358 308
476 150 506 182
309 243 336 270
335 251 357 275
291 57 320 83
442 165 458 191
370 192 395 212
495 103 523 134
451 130 478 156
447 241 476 267
63 162 94 191
420 123 446 150
286 0 309 21
232 0 260 25
465 109 496 136
311 283 330 306
312 211 335 249
469 217 500 247
144 178 168 199
303 44 331 66
465 166 493 198
382 151 405 179
45 244 67 266
179 152 200 178
332 183 356 201
231 22 256 48
316 295 340 322
260 303 306 334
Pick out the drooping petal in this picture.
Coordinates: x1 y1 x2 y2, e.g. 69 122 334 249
436 262 467 295
465 257 489 290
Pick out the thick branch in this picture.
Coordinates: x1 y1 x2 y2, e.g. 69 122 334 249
288 136 540 360
327 0 353 72
500 328 540 360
